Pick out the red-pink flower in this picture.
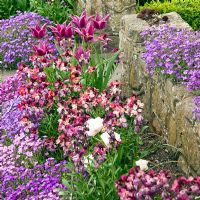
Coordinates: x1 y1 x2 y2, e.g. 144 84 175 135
30 23 47 39
93 13 110 30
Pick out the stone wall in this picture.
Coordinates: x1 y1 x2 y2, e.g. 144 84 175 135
113 12 200 175
83 0 136 32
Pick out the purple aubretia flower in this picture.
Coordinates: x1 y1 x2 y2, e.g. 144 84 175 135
141 25 200 121
0 12 54 69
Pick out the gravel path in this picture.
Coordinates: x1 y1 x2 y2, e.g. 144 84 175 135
0 70 16 82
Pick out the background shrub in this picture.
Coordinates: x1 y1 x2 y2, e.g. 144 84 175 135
140 0 200 30
30 0 79 23
0 0 30 19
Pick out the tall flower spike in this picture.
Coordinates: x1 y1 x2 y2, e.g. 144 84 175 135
30 23 47 39
93 13 110 30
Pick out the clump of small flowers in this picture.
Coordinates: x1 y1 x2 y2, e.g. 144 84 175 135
0 158 67 199
0 71 24 103
116 166 200 200
141 25 200 121
0 12 54 69
0 97 23 142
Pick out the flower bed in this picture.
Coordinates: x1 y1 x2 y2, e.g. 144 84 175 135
0 11 200 199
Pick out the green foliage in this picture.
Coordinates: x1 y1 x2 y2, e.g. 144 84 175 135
140 0 200 30
60 119 144 200
30 0 79 23
0 0 30 19
0 0 14 19
83 49 121 92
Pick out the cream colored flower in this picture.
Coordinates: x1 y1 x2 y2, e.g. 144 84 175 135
135 159 149 171
100 132 110 147
83 154 94 168
86 117 104 136
114 132 121 142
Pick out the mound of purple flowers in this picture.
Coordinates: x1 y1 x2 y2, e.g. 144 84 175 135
141 25 200 121
0 72 67 199
0 12 54 69
0 157 67 200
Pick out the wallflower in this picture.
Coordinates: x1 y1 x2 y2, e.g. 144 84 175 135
135 159 149 171
86 117 104 136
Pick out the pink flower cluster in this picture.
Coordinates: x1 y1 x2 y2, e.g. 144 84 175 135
116 167 200 200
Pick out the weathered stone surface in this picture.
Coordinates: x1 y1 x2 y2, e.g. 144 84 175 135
83 0 136 32
115 12 200 174
80 0 137 47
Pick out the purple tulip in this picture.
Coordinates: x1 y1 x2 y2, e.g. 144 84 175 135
49 22 74 39
32 42 49 56
71 11 91 28
30 23 47 39
49 23 67 38
75 46 90 63
64 23 74 39
93 13 110 30
75 23 95 42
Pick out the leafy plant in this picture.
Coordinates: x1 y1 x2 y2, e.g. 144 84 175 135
0 0 30 19
83 47 121 91
140 0 200 30
0 0 14 19
30 0 79 23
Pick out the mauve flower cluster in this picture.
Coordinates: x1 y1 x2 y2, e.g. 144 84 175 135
0 132 43 176
0 71 26 142
0 12 54 69
0 158 67 199
141 25 200 121
116 166 200 200
0 97 23 142
0 71 24 103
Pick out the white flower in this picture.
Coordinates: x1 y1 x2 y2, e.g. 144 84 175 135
83 154 94 168
114 132 121 142
86 117 104 136
100 132 110 147
135 159 149 171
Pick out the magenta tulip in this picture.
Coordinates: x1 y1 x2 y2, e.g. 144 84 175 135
30 23 47 39
93 13 110 30
75 23 95 42
32 42 49 56
71 11 92 28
